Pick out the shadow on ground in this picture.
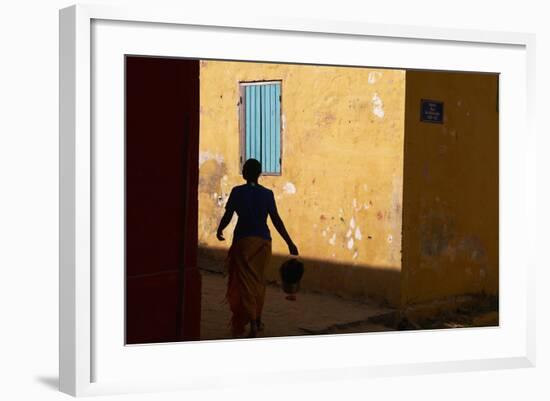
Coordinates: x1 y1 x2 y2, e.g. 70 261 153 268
198 245 498 340
199 269 393 341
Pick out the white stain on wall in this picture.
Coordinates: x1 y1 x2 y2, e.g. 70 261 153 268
329 233 337 246
355 227 362 240
283 182 296 195
353 199 362 211
368 71 382 84
372 93 385 118
347 238 354 250
199 150 224 167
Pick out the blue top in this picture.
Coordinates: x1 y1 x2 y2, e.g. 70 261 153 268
225 183 277 242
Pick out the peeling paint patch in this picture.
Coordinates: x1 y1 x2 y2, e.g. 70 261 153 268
388 235 393 243
328 233 336 246
199 150 224 167
368 71 382 84
458 235 487 263
352 251 358 259
355 227 362 240
347 238 354 250
346 229 352 238
283 182 296 194
350 217 356 229
372 93 385 118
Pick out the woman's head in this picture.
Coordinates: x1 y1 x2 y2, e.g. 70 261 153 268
242 158 262 182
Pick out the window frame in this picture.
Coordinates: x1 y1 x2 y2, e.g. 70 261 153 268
238 80 283 176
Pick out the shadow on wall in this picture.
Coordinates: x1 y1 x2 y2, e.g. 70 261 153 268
198 245 401 307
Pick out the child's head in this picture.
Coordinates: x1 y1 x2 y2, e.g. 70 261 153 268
242 158 262 182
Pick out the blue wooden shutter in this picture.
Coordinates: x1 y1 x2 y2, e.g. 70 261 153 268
244 82 281 174
245 85 261 162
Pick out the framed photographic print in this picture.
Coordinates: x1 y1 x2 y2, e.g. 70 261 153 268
59 3 536 397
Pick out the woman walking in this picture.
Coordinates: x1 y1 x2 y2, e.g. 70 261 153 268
216 159 298 338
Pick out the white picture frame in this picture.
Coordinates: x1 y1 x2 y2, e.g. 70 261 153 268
59 3 536 397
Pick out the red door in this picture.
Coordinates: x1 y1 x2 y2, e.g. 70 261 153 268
125 56 201 344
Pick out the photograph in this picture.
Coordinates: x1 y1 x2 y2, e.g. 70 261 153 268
125 56 499 344
1 0 545 399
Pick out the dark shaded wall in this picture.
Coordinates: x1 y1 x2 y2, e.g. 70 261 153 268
402 71 499 306
126 56 200 344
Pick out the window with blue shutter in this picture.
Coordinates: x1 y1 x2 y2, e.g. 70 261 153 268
239 81 282 175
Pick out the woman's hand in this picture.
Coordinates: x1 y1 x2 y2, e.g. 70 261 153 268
288 242 299 256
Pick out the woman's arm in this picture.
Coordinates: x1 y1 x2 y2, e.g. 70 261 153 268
269 210 299 255
216 209 233 241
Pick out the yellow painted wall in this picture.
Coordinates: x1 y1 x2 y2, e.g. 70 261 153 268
198 60 406 306
402 71 499 306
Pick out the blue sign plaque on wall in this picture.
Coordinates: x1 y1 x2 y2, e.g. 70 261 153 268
420 99 444 124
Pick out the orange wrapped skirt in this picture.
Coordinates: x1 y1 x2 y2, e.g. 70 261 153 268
225 236 272 337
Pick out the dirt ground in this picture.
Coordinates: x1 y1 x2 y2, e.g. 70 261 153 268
199 267 499 341
200 270 392 340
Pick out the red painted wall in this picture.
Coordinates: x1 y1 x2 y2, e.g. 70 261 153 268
125 56 201 344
